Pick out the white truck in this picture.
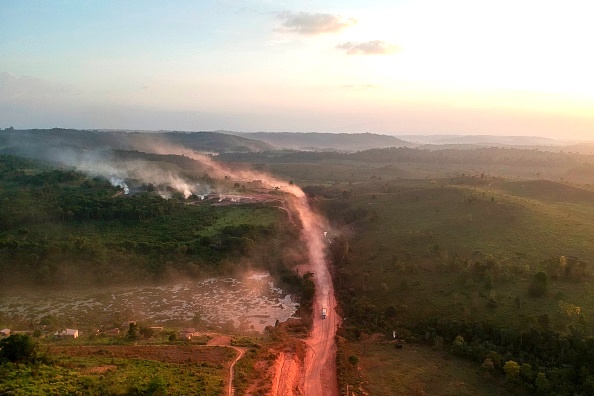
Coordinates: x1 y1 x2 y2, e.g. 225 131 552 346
322 308 327 319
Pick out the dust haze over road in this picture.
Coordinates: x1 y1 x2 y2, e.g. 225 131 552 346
292 196 341 396
143 144 341 395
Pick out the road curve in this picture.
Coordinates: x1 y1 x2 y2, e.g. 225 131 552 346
228 346 245 396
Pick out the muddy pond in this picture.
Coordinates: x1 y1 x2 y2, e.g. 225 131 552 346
0 273 298 333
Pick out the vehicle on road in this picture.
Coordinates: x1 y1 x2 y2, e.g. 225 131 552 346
322 308 327 319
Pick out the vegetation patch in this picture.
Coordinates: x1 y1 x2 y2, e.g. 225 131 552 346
0 342 230 395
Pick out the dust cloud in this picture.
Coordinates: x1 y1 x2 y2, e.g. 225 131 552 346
143 143 331 302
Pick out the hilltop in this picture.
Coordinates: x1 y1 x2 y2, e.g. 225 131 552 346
0 128 273 154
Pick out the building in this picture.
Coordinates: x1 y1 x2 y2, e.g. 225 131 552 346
0 329 10 337
54 328 79 338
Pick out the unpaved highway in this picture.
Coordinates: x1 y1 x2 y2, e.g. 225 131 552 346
295 196 341 396
303 269 340 395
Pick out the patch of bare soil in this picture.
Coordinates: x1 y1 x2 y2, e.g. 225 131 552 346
271 352 303 396
207 334 232 346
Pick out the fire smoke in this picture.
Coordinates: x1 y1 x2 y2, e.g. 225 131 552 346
144 143 331 301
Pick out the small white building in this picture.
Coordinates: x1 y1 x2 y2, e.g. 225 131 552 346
54 328 79 338
0 328 10 337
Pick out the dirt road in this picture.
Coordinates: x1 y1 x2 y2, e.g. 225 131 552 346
303 274 340 396
228 346 245 396
205 335 245 396
295 196 341 396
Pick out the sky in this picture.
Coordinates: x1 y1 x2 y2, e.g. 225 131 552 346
1 0 594 139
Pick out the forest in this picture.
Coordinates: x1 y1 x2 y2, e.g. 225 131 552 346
0 154 298 287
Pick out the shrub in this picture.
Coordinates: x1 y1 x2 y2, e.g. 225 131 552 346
0 334 37 363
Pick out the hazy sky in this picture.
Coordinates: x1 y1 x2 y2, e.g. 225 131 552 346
2 0 594 139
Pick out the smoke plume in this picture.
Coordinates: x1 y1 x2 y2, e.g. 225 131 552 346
143 143 331 301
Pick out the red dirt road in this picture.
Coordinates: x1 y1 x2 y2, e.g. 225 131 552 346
303 280 340 396
297 196 341 396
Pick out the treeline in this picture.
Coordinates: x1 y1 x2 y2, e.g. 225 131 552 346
0 128 271 153
412 318 594 395
337 287 594 394
219 146 593 168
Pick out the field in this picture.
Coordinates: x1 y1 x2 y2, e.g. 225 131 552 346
0 345 233 395
338 340 511 396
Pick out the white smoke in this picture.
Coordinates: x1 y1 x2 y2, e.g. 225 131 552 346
29 146 211 199
109 176 129 194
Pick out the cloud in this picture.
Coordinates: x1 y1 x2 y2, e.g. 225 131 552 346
336 40 400 55
277 11 357 35
0 72 75 101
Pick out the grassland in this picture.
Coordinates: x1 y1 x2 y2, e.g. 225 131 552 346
337 340 511 396
0 345 232 395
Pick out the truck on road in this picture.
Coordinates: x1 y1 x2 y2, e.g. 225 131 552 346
322 308 327 319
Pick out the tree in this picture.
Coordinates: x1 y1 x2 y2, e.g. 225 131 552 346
520 363 532 381
535 372 551 394
0 334 37 363
451 335 467 356
528 271 548 297
484 273 493 290
127 323 139 340
503 360 520 382
481 358 494 370
348 355 359 368
485 351 502 367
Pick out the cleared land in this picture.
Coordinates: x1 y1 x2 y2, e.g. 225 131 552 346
340 341 511 396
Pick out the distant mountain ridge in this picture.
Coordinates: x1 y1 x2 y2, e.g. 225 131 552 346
397 134 570 146
0 128 273 153
234 132 414 151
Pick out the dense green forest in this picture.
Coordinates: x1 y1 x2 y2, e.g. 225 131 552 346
0 154 298 287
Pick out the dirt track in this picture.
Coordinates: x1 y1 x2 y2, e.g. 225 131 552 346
295 197 341 396
205 335 245 396
302 268 340 396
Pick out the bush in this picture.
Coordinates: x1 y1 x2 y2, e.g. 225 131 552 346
0 334 37 363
